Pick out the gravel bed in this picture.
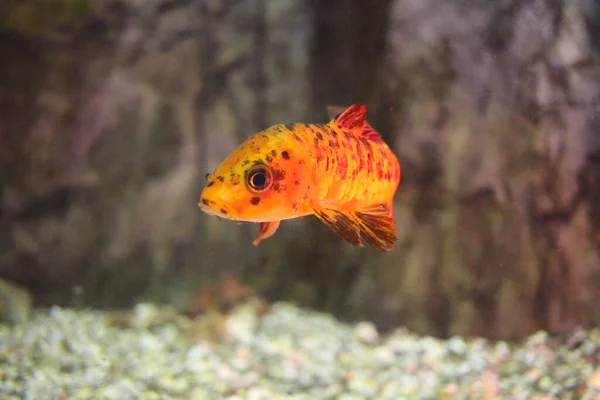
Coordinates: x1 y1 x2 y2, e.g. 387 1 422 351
1 301 599 399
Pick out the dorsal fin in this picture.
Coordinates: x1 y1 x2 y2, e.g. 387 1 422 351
328 104 383 142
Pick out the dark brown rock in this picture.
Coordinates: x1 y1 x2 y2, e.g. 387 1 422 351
380 0 600 338
0 0 314 309
1 0 599 340
0 277 32 324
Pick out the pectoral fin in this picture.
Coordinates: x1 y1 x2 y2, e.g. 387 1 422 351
313 204 397 251
253 221 281 246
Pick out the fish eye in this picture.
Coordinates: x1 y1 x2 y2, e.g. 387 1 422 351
246 166 271 192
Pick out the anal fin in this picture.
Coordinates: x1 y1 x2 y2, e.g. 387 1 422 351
253 221 281 246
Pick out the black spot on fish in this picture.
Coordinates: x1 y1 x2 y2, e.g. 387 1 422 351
207 181 214 187
261 134 269 139
294 180 300 186
266 155 273 163
250 196 261 205
273 169 286 181
328 140 335 148
284 123 295 130
220 208 228 215
331 131 338 137
293 134 303 143
315 132 323 141
281 151 290 160
271 149 277 157
230 173 241 185
201 198 210 206
242 160 251 166
273 182 280 191
217 176 225 182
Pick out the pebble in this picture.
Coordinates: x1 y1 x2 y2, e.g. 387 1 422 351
0 302 599 398
447 336 468 356
354 321 379 345
347 374 379 397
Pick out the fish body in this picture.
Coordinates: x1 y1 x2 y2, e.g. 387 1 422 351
199 104 401 251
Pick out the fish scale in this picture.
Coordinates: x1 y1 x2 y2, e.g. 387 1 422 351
301 122 398 208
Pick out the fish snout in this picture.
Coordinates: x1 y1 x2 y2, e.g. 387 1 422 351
198 186 236 219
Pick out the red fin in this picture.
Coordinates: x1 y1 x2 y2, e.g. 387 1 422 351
253 221 281 246
330 104 383 142
313 203 397 251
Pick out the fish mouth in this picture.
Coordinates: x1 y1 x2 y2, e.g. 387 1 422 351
198 188 238 220
198 198 215 214
199 197 226 217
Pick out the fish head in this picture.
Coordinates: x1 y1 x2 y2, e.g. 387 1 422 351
199 127 312 222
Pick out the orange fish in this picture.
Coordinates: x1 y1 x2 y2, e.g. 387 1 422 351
199 104 401 251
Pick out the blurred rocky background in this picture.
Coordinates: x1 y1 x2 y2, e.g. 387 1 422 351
0 0 599 340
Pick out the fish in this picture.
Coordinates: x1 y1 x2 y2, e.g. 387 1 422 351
198 104 401 251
